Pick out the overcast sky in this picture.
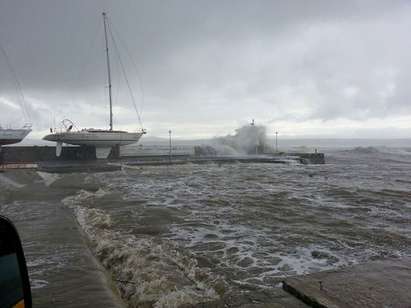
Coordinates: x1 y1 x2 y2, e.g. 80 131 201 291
1 0 411 139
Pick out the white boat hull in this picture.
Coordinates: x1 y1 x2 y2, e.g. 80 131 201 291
0 128 31 146
43 130 144 147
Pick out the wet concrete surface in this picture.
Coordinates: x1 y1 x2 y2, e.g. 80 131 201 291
283 257 411 308
179 287 309 307
0 170 124 307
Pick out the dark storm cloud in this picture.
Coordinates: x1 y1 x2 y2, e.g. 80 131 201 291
0 0 395 90
1 0 411 137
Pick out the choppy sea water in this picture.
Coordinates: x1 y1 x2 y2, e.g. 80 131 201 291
1 146 411 307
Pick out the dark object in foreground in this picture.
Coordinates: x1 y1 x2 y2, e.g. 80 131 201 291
0 216 32 307
282 257 411 308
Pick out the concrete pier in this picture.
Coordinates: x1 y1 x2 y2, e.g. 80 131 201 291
121 155 307 167
282 257 411 308
1 146 96 163
0 146 325 172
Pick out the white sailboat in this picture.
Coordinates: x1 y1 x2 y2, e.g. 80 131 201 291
0 125 32 146
43 12 146 158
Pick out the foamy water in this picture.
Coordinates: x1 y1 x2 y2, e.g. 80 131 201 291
1 146 411 306
65 147 411 305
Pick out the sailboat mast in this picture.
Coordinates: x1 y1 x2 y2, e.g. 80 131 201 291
102 12 113 131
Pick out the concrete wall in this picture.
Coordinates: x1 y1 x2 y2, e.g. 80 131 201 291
0 146 324 164
0 146 96 163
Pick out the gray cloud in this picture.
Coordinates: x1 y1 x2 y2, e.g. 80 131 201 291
1 0 411 138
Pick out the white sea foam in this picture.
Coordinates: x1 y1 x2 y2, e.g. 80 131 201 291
59 155 411 301
61 188 108 208
73 206 221 307
267 246 352 277
37 171 61 187
0 174 24 189
30 279 49 289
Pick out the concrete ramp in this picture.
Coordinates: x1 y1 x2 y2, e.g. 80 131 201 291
283 257 411 308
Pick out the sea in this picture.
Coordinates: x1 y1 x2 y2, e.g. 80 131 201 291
1 141 411 307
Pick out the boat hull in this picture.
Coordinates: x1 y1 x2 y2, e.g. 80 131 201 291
0 128 31 146
43 131 144 147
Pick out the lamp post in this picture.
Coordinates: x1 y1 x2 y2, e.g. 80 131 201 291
275 131 278 153
168 130 172 163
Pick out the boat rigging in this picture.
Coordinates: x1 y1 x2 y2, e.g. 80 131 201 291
0 43 32 146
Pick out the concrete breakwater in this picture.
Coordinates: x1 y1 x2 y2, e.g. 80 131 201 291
0 146 96 163
0 145 325 165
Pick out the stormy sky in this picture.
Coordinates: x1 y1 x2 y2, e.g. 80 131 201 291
1 0 411 139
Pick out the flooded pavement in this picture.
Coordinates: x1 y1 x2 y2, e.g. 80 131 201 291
1 146 411 307
0 172 123 308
